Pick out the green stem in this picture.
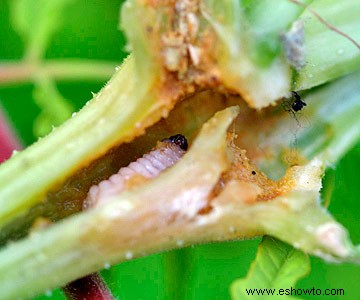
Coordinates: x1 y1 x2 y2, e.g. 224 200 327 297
0 59 118 85
0 107 238 300
294 0 360 90
0 55 161 229
164 249 193 300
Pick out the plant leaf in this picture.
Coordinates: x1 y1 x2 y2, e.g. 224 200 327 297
231 236 310 300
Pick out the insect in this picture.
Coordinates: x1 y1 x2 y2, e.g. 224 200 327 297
291 91 306 112
282 91 307 116
83 134 188 209
281 90 310 166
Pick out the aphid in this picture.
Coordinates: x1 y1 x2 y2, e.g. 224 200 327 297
281 90 310 156
291 91 307 112
281 91 310 165
282 91 307 115
83 134 188 209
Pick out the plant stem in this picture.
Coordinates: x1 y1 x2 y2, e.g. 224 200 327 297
0 55 161 229
0 107 239 300
0 59 118 85
63 273 114 300
0 106 22 163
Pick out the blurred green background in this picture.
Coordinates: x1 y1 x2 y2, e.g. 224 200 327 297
0 1 359 299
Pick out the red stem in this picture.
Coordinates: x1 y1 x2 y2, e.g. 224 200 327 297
63 273 114 300
0 106 22 163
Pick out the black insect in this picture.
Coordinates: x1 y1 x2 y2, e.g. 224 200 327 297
282 91 307 117
291 91 306 112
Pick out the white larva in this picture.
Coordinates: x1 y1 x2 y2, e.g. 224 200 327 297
83 134 188 209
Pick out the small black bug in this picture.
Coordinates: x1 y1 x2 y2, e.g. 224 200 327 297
291 91 307 112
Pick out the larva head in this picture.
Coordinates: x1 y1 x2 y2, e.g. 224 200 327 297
165 134 188 151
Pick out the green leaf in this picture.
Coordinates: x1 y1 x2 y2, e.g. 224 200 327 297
10 0 75 61
231 236 310 300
